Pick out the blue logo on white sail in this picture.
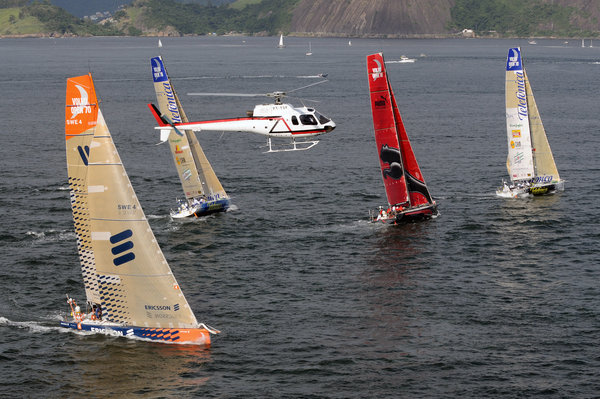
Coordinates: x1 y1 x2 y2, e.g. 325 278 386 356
506 48 522 71
77 145 90 166
151 57 168 83
110 229 135 266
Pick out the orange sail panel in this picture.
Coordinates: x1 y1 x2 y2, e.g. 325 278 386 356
367 53 409 206
65 74 98 139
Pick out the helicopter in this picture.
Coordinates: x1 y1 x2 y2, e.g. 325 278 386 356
148 80 336 153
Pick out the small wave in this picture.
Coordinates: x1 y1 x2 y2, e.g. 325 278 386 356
26 230 75 242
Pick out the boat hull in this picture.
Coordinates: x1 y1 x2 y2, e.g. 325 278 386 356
372 202 438 224
59 321 211 345
496 180 564 198
171 198 230 218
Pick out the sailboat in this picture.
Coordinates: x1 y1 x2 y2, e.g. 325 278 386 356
366 52 438 223
497 47 564 198
151 56 230 218
278 34 285 48
306 42 312 56
61 74 218 344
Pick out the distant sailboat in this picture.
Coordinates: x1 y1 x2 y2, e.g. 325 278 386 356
278 34 285 48
151 56 230 218
306 42 312 56
348 40 352 46
61 74 218 344
498 47 564 198
158 39 162 48
366 52 438 223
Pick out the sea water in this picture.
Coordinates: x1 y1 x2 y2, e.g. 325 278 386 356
0 36 599 397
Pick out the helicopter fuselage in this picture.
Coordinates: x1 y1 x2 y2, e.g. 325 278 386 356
154 103 335 139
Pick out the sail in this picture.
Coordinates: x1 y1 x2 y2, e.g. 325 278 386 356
389 88 434 206
505 47 535 182
66 74 198 328
523 70 560 183
151 56 228 202
367 52 409 206
65 75 100 305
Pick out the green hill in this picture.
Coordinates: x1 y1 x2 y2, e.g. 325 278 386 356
0 7 45 35
1 0 598 38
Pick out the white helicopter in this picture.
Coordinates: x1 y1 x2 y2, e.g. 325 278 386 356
148 80 336 153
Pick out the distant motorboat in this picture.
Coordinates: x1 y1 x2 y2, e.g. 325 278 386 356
385 55 416 64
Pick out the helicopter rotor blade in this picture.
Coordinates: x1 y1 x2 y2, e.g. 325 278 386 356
286 79 328 94
187 92 265 97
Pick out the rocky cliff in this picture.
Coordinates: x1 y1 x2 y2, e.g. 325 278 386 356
289 0 456 37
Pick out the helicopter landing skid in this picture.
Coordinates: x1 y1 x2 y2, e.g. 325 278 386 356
264 137 319 153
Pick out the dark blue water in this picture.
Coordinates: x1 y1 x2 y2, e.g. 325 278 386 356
1 36 599 397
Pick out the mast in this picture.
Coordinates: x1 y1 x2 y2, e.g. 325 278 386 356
66 74 199 328
505 47 535 183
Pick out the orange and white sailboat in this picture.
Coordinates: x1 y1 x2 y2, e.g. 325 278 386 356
61 74 218 344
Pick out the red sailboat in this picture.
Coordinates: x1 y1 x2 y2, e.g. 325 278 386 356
366 52 438 223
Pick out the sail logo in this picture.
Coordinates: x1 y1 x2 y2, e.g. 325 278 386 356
162 82 182 123
380 145 403 180
182 169 192 181
175 145 183 154
151 58 166 82
174 304 180 311
512 129 521 138
374 95 388 108
514 152 525 164
507 48 521 70
176 156 186 165
110 229 135 266
515 72 528 120
70 85 92 119
77 145 90 166
371 59 383 81
510 140 522 149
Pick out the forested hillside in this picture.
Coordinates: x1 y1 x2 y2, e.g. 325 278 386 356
1 0 599 38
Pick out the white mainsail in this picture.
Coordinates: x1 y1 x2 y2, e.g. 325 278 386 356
66 74 198 328
505 47 535 182
150 56 228 204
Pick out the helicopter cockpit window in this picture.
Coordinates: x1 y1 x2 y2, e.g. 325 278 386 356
291 116 299 125
299 114 318 125
314 111 330 124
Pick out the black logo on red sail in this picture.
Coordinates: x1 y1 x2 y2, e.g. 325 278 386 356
374 95 387 108
380 145 403 179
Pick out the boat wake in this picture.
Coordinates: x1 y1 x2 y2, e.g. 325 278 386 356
0 316 68 335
